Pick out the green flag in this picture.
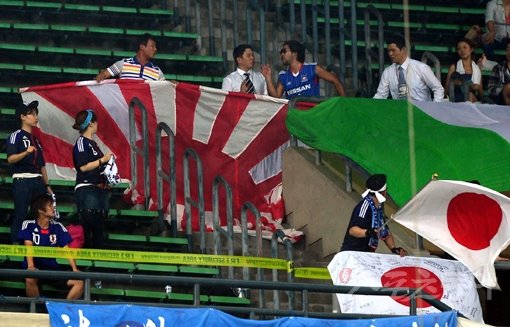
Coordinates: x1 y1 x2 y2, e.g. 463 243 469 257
286 97 510 206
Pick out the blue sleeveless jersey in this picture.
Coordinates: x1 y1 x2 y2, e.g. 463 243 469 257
278 63 320 99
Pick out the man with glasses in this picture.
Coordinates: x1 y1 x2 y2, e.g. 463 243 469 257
262 40 345 99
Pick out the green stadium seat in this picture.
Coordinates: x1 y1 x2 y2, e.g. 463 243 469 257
25 1 62 9
38 46 74 54
124 289 167 301
135 263 179 273
115 209 159 218
50 24 88 32
139 8 174 16
0 108 15 116
102 6 137 14
187 55 223 63
63 4 100 12
93 260 136 272
91 287 125 297
209 295 251 305
13 23 50 30
147 235 189 246
179 266 219 276
108 233 147 243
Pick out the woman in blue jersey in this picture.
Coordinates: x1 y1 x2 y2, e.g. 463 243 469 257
72 109 113 249
18 193 83 299
6 100 53 244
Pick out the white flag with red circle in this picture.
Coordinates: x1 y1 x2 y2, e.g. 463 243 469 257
393 180 510 289
328 251 483 322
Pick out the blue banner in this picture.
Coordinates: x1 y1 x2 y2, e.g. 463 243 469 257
46 302 457 327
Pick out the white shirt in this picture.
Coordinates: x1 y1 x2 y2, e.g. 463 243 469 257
221 68 268 95
485 0 510 41
373 58 444 102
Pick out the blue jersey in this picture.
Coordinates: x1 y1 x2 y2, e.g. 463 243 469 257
340 197 389 252
73 136 106 185
278 63 320 100
6 129 45 174
18 219 72 269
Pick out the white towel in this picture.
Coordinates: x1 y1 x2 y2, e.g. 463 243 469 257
456 59 482 84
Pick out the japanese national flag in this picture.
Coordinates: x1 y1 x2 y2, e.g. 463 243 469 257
393 180 510 289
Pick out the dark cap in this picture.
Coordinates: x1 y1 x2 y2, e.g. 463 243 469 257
366 174 387 191
16 100 39 117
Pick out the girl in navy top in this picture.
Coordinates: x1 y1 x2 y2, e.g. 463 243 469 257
72 109 112 248
6 100 52 243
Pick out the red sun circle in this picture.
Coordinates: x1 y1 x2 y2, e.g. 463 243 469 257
380 267 444 308
447 192 502 250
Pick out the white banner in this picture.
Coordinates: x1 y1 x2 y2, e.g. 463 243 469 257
328 251 483 322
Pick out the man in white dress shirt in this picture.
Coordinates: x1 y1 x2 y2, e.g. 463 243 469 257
374 35 444 102
222 44 268 95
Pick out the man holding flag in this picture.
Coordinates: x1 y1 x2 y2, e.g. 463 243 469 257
340 174 407 256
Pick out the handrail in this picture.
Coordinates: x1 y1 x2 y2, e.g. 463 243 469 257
364 5 384 96
246 0 266 64
271 230 294 311
240 201 264 309
183 147 206 253
0 268 464 318
128 97 150 209
156 122 177 236
212 175 235 280
421 51 442 82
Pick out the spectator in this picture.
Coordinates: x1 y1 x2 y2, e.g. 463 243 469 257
95 33 165 82
373 35 444 102
6 100 52 244
72 109 113 248
487 41 510 104
340 174 407 256
445 38 483 102
18 193 83 300
222 44 268 95
262 40 345 99
482 0 510 61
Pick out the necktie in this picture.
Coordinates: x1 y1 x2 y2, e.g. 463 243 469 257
244 72 255 94
397 65 407 100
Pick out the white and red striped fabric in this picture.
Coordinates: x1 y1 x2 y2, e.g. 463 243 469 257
19 80 303 242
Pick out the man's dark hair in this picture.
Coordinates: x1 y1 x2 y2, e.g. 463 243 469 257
387 35 407 50
137 33 156 50
232 44 253 66
30 193 53 217
283 40 305 63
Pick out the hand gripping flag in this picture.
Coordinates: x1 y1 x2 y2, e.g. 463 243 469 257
393 180 510 289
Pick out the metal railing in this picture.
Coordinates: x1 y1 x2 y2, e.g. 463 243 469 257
271 229 294 310
183 148 206 253
421 51 442 82
0 268 462 318
129 97 150 209
156 122 178 236
212 175 235 279
364 5 384 96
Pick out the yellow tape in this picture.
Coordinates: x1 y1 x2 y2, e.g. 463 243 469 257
0 245 288 270
0 245 332 280
294 267 331 280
